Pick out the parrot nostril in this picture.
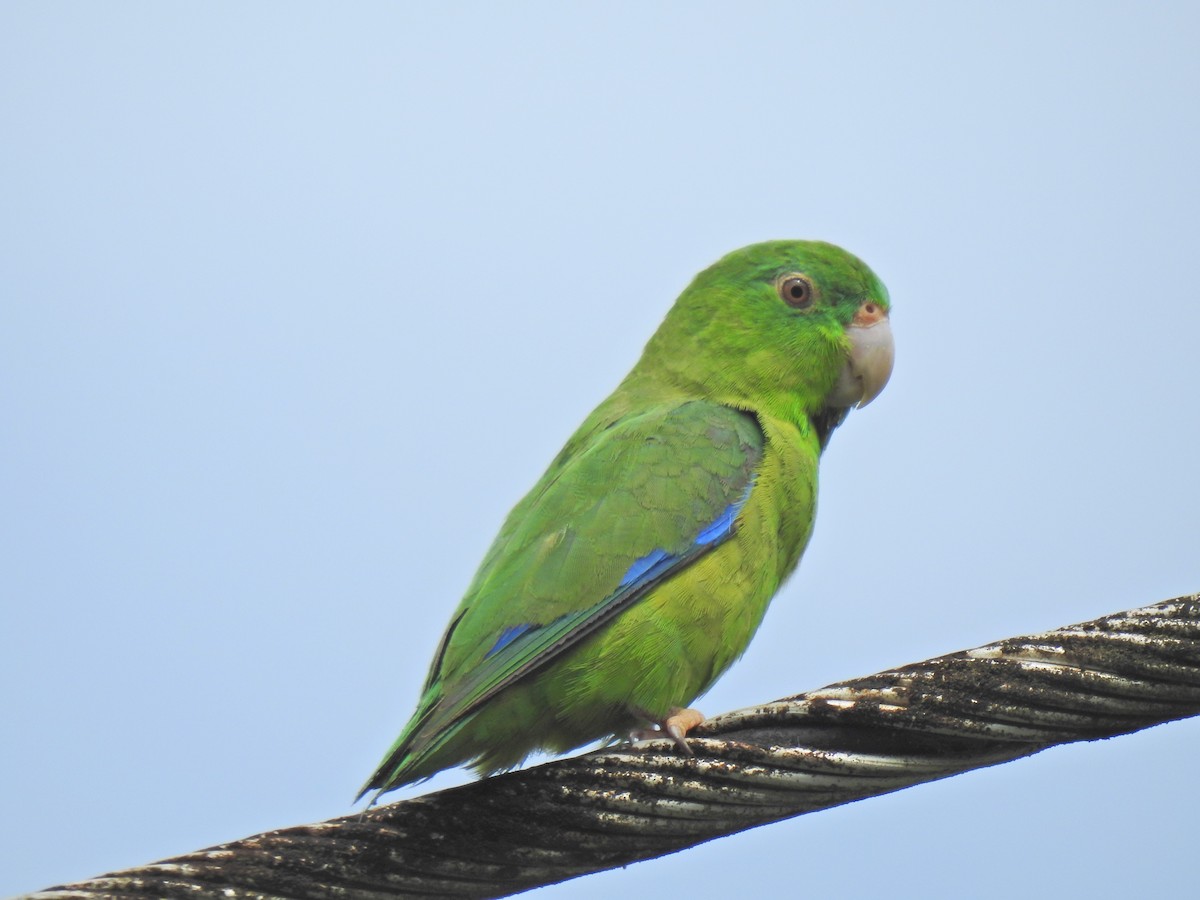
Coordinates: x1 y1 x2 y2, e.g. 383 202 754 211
852 301 886 327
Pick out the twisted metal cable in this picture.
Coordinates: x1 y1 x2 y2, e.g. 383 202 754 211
29 593 1200 900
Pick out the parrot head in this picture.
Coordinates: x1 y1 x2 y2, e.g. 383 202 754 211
638 240 893 440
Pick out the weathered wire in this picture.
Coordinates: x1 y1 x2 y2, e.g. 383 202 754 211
28 593 1200 900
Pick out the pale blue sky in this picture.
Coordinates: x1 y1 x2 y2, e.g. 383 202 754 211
4 3 1199 897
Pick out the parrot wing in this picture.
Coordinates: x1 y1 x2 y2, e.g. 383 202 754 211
361 399 764 795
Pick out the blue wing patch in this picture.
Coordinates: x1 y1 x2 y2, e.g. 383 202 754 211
695 501 739 545
619 480 755 587
486 482 754 661
618 547 671 587
485 623 538 658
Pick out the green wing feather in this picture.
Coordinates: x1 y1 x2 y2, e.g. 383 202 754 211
359 399 764 796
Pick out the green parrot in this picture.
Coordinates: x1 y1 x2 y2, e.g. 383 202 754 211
358 240 893 801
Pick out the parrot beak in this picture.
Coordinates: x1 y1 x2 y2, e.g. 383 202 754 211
826 301 894 409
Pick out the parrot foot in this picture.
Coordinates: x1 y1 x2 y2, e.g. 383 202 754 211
663 707 705 754
628 707 705 754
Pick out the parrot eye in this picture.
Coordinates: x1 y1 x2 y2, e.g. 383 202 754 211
776 274 814 309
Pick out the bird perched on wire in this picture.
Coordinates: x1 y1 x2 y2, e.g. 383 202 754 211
358 239 894 802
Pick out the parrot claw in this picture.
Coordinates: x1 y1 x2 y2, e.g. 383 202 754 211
626 707 705 754
663 707 705 754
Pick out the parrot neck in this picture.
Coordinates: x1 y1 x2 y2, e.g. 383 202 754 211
618 364 836 452
810 406 849 451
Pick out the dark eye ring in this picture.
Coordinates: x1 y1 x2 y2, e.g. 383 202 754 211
777 274 814 309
